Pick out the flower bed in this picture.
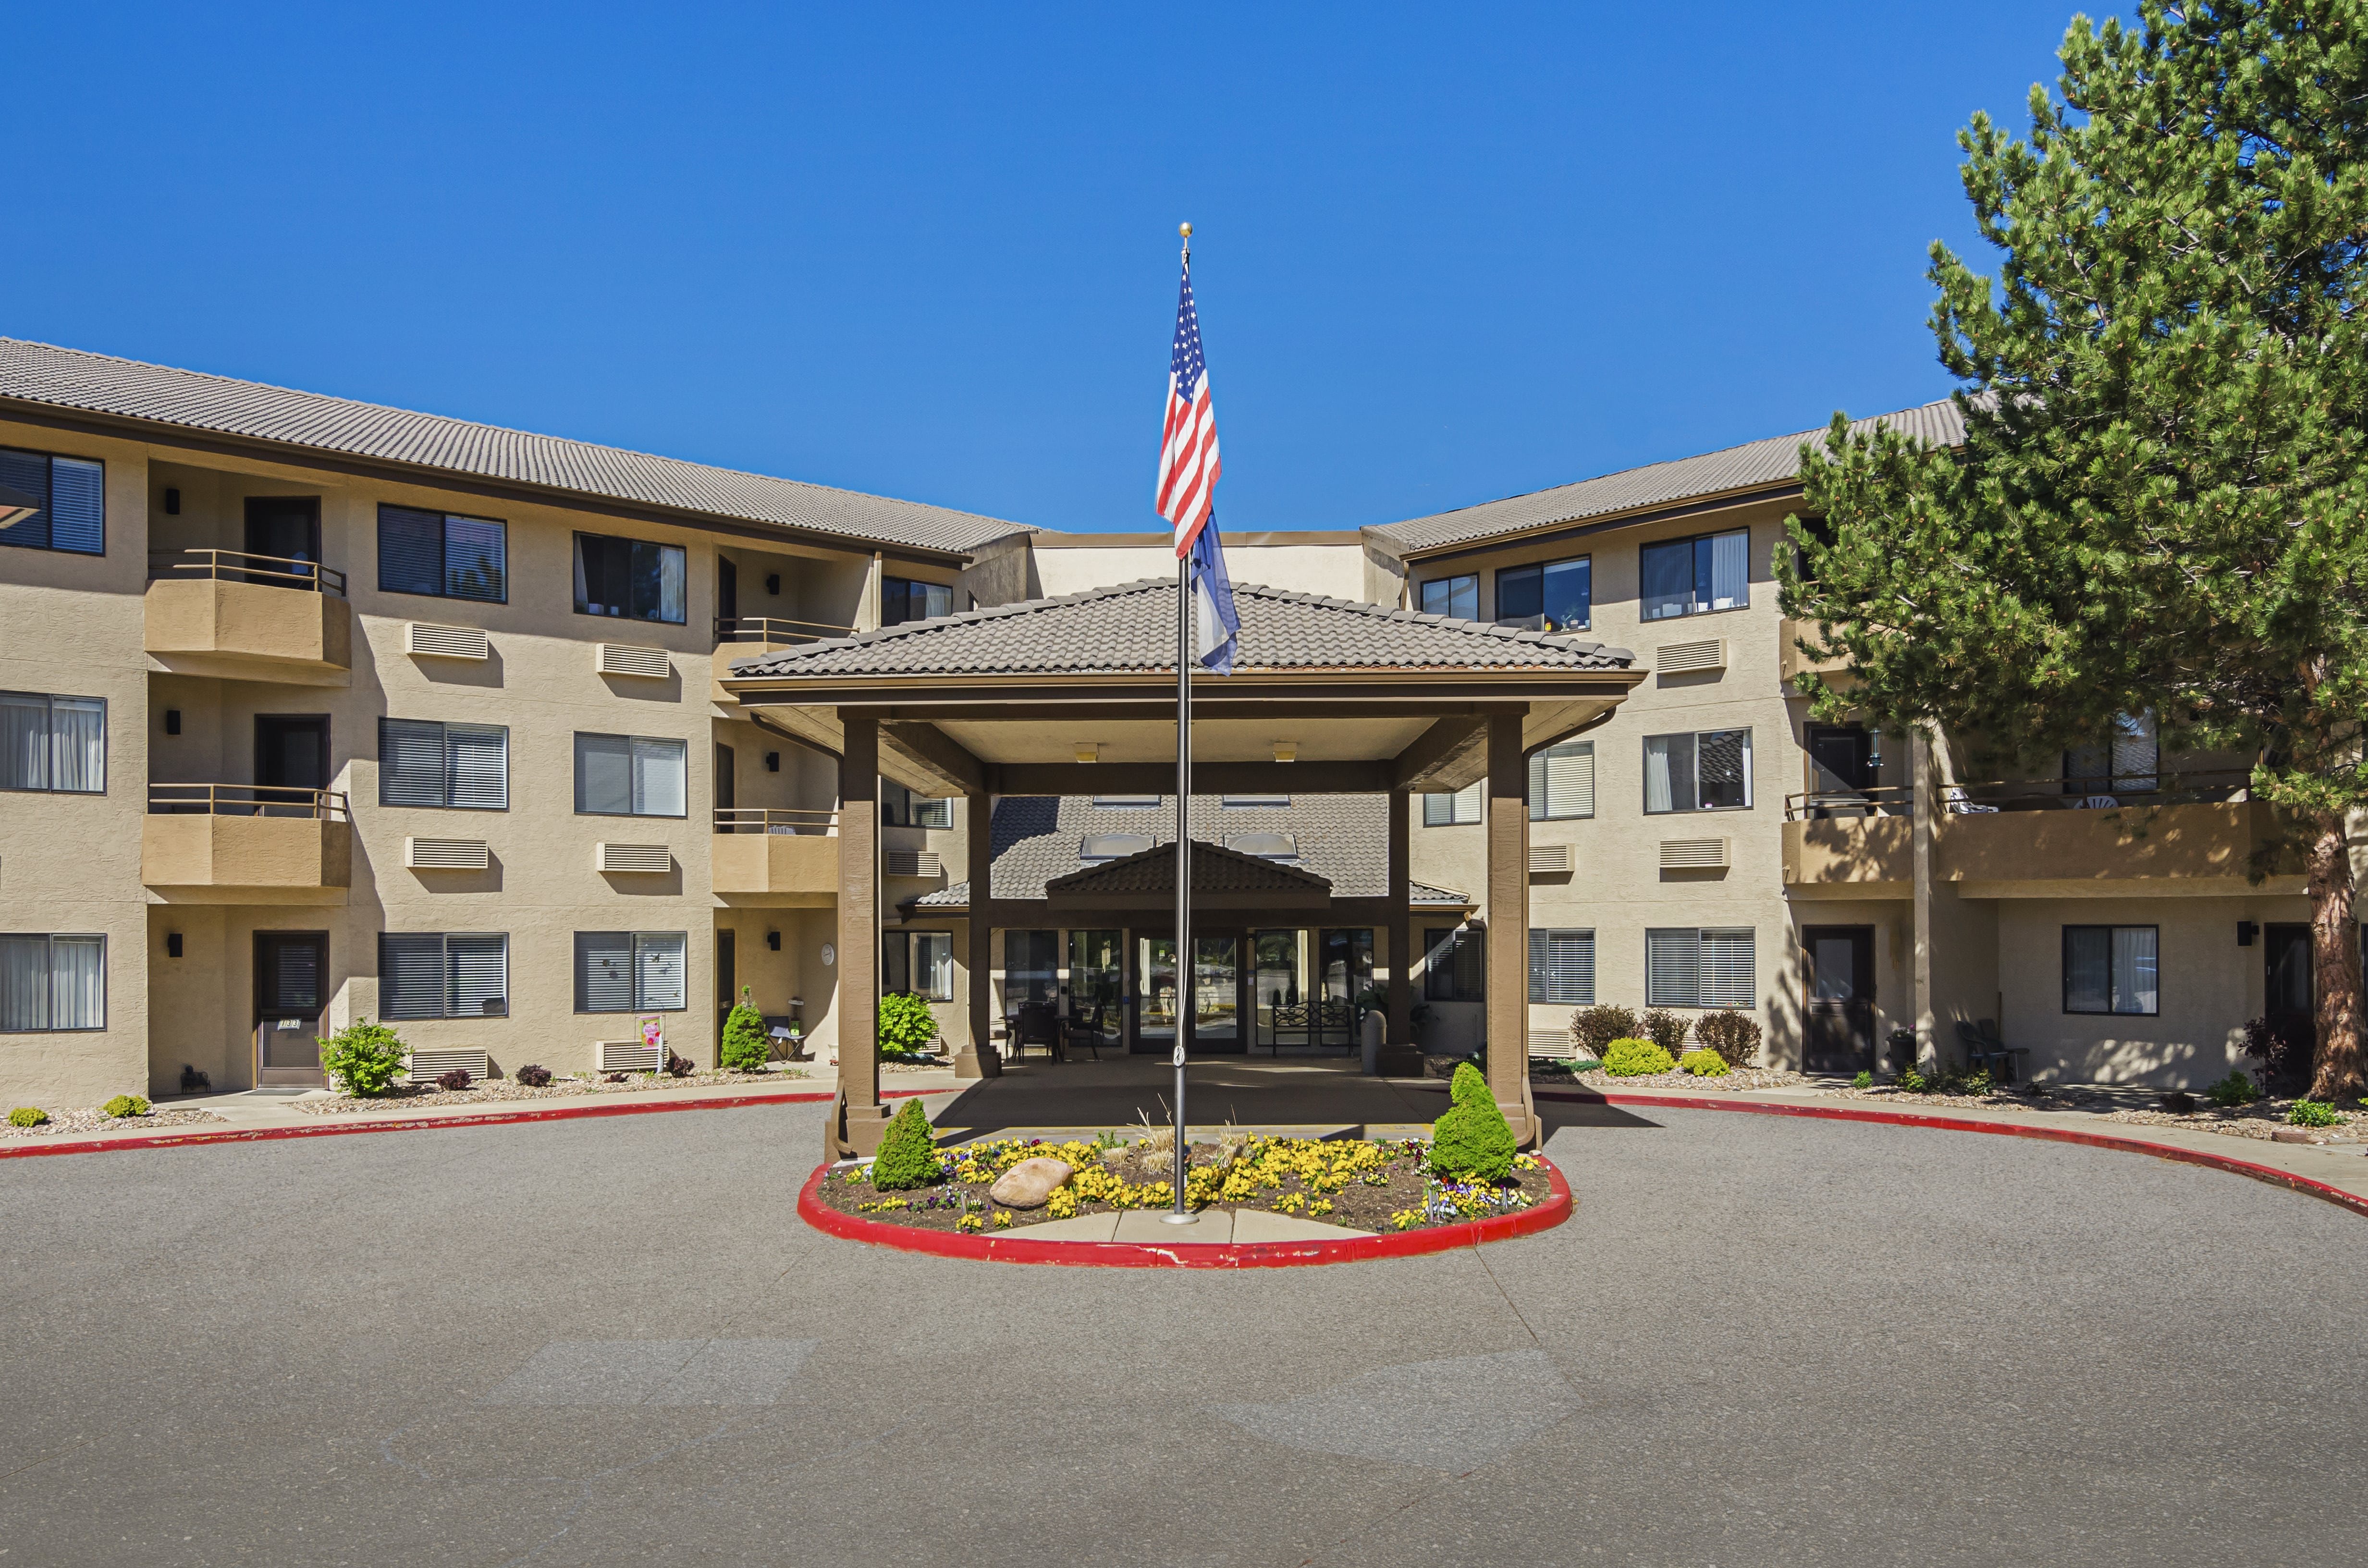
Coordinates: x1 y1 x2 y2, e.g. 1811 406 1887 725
293 1066 809 1116
0 1105 229 1140
809 1134 1554 1236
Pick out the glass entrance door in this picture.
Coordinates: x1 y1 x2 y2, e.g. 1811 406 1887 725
1316 928 1374 1047
1134 935 1177 1053
1192 935 1241 1053
1068 929 1122 1051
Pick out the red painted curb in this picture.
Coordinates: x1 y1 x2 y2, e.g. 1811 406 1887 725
0 1084 945 1162
795 1155 1574 1268
1534 1086 2368 1220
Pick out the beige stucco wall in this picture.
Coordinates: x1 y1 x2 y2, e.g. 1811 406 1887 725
1029 535 1366 601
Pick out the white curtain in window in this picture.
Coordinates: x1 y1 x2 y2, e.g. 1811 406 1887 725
2110 926 2158 1015
48 698 103 793
49 936 104 1029
1706 529 1749 611
1 693 49 791
634 932 687 1011
0 935 49 1030
658 546 687 625
919 932 954 1000
632 737 687 818
1643 735 1683 814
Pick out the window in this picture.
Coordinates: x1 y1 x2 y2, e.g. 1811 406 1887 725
1423 781 1483 826
1005 929 1059 1004
884 931 955 1001
882 576 953 626
1224 832 1298 859
882 784 953 829
1423 926 1485 1002
2064 926 2159 1015
1080 833 1153 862
380 933 509 1019
1418 575 1479 620
379 719 507 809
0 693 105 794
0 934 105 1031
573 532 686 623
1644 729 1752 813
1645 928 1755 1008
378 506 507 602
1495 556 1591 632
574 733 687 817
1640 528 1749 621
1221 794 1289 808
1529 929 1596 1005
1528 740 1595 821
574 931 687 1012
1091 795 1161 808
0 448 104 555
2066 711 2159 795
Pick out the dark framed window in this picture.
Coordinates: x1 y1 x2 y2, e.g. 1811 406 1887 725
1423 782 1482 826
380 933 509 1019
1644 729 1752 813
1090 795 1161 808
1423 926 1485 1002
1418 575 1478 620
378 506 507 602
0 934 106 1030
883 783 953 829
882 576 953 626
573 532 686 624
0 692 106 794
2063 925 2159 1015
1496 556 1591 632
884 931 955 1001
379 719 507 809
1529 929 1595 1005
575 931 687 1012
1640 528 1749 621
573 733 687 817
0 448 103 555
1645 928 1755 1008
1005 929 1060 1004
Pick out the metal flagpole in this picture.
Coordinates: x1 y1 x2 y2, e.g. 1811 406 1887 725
1166 221 1197 1225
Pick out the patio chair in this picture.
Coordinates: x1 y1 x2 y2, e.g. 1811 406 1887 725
1062 1002 1106 1063
1953 1018 2029 1083
2074 795 2120 810
1012 1000 1062 1064
1942 785 2000 815
1266 1001 1313 1053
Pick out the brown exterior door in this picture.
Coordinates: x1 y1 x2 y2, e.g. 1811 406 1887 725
254 932 329 1088
2265 923 2313 1076
1802 925 1877 1074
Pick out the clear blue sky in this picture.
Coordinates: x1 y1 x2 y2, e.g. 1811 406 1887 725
4 2 2108 535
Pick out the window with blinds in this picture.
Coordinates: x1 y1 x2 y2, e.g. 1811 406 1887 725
0 934 106 1030
574 532 686 624
1423 780 1483 826
380 933 509 1019
0 448 104 555
378 505 507 602
1640 528 1750 621
1527 741 1595 821
882 784 953 828
1645 928 1755 1009
1423 926 1485 1002
0 692 105 794
575 931 687 1013
1527 929 1595 1005
574 733 687 817
379 719 507 809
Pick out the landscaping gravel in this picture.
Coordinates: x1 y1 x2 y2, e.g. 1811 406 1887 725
291 1067 810 1116
1571 1066 1809 1093
0 1106 229 1139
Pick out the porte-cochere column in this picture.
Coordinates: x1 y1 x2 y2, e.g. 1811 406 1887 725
831 710 890 1157
1485 710 1539 1146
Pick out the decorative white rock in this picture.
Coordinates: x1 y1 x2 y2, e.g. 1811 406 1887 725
989 1156 1074 1209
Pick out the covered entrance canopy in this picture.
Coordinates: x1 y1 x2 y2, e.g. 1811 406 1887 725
721 576 1641 1155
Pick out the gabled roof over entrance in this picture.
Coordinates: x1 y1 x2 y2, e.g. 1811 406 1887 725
1045 838 1332 909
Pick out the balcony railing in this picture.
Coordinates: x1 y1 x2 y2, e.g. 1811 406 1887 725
1785 769 2258 821
151 548 347 597
1785 785 1913 821
714 808 838 835
713 615 851 649
150 783 351 821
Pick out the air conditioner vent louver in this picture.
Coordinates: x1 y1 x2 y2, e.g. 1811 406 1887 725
884 849 942 877
596 842 671 874
1528 844 1571 874
405 622 491 660
597 1041 664 1074
405 1048 491 1084
597 643 671 679
405 836 490 871
1660 837 1731 870
1657 637 1726 675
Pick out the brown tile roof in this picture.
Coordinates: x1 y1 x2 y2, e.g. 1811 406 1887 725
1046 838 1334 898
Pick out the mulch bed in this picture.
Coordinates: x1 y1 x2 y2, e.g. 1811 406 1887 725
811 1135 1553 1236
293 1066 810 1116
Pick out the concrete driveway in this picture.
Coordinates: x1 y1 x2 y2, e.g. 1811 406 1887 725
1 1098 2360 1567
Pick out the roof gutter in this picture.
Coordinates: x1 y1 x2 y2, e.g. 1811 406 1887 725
1370 479 1808 567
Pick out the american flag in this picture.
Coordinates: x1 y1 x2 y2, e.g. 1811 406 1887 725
1156 263 1221 556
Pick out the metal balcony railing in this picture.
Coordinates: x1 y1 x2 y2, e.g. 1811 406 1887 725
149 783 351 820
1785 769 2259 821
151 548 347 597
713 807 838 835
713 615 851 649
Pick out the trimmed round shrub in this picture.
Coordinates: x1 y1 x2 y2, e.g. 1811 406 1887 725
321 1020 407 1098
102 1094 149 1118
1638 1009 1690 1057
877 992 940 1057
1602 1037 1676 1077
435 1067 473 1092
2206 1069 2262 1107
1428 1061 1515 1182
8 1106 48 1128
1569 1005 1639 1058
870 1097 944 1190
2288 1098 2342 1128
720 985 772 1072
1678 1048 1730 1078
515 1064 553 1088
1692 1009 1762 1067
1851 1070 1874 1089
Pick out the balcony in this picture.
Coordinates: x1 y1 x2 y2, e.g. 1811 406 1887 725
711 616 852 703
143 785 352 902
145 551 353 685
710 808 840 904
1778 617 1854 693
1783 786 1913 896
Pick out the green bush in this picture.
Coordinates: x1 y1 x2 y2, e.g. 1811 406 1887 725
869 1097 944 1189
876 992 940 1057
2288 1098 2342 1128
1638 1009 1690 1056
8 1106 47 1128
719 985 771 1072
321 1020 407 1097
1692 1009 1762 1067
1896 1064 1930 1094
102 1094 149 1118
1602 1037 1676 1077
1569 1005 1639 1057
1852 1070 1874 1089
2206 1070 2262 1107
1678 1048 1730 1078
1428 1061 1515 1182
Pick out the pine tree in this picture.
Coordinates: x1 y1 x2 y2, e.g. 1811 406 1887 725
869 1097 944 1190
1783 1 2368 1097
719 985 770 1072
1430 1061 1516 1181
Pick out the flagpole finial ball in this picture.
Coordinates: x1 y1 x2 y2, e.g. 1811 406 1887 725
1179 222 1192 240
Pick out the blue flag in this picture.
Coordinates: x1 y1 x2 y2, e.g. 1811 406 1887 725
1190 519 1239 674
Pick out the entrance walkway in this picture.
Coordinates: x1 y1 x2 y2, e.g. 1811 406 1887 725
936 1054 1448 1142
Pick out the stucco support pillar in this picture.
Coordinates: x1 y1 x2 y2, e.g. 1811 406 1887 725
1910 726 1937 1075
1381 785 1420 1075
1484 711 1539 1146
832 710 890 1157
957 787 999 1079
